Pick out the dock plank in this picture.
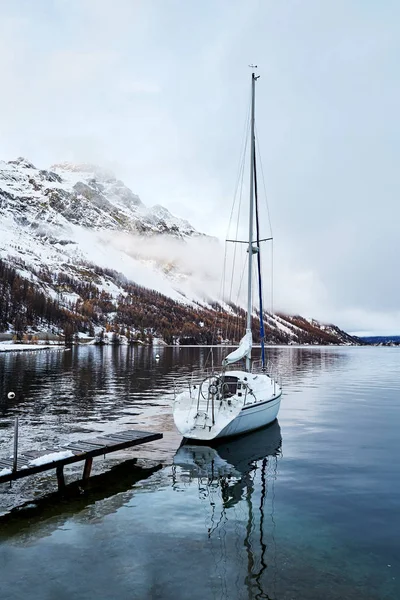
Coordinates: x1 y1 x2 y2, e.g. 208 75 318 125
63 442 105 453
0 430 163 485
104 431 148 439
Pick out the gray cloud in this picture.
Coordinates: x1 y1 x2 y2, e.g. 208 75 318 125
0 0 399 334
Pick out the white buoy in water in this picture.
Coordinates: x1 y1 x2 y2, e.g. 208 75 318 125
7 392 15 399
155 354 160 360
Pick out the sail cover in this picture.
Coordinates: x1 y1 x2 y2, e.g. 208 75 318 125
223 331 252 366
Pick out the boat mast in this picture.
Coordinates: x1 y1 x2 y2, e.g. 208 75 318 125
246 71 258 371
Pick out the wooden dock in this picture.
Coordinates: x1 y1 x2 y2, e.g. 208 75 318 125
0 429 163 490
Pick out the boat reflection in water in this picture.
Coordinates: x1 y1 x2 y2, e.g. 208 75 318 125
173 420 282 600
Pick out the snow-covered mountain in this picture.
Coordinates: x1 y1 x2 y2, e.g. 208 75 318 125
0 157 361 345
0 157 208 302
2 157 195 236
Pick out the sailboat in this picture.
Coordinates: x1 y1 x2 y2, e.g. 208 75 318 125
173 71 282 441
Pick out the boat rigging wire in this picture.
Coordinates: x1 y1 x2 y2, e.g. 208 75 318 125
255 125 274 315
254 137 266 369
226 98 251 304
224 250 247 344
207 88 251 364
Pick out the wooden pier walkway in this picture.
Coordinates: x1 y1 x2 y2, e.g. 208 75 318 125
0 429 163 490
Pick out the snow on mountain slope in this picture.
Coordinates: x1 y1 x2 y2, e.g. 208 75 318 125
0 157 209 303
0 157 195 236
50 161 195 235
0 157 360 345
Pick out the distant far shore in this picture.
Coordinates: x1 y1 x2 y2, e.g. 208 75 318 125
0 341 368 353
0 343 65 353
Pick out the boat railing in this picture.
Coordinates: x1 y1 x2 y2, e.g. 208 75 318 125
185 372 252 412
179 364 242 388
173 359 282 400
251 359 282 384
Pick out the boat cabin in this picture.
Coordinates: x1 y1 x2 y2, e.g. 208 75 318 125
220 375 245 399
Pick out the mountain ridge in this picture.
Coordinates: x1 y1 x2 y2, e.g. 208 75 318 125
0 157 361 346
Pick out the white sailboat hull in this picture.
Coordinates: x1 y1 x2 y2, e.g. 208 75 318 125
173 370 282 441
217 395 281 438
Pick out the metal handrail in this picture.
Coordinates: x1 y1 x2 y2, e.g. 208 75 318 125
174 360 282 393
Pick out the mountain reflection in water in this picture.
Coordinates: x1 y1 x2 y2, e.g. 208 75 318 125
1 346 399 600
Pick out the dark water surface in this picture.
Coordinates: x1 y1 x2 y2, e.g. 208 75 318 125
0 346 399 599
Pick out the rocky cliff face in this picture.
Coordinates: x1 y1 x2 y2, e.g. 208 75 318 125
1 157 195 237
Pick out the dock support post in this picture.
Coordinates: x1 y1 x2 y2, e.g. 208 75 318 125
82 457 93 481
13 418 18 473
56 465 65 492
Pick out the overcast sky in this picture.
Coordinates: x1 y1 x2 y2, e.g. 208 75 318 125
1 0 400 335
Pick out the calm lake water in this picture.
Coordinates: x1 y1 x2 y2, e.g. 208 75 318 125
0 345 399 599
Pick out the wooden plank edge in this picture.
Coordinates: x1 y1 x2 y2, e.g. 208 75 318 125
0 432 163 484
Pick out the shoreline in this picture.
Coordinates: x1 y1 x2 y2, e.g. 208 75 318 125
0 342 370 353
0 343 65 353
